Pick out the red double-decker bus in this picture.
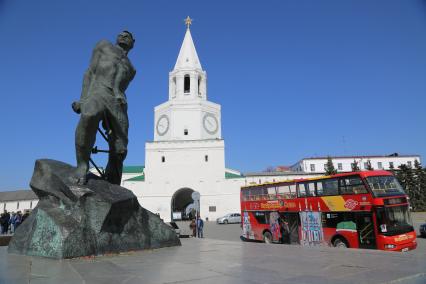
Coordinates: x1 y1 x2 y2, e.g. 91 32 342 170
240 170 417 252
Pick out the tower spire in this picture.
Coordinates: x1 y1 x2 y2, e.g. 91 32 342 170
174 17 201 70
184 16 192 29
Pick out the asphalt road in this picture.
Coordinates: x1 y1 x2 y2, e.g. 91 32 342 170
203 212 426 256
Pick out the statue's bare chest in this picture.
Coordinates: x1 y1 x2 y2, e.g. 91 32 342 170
97 45 134 76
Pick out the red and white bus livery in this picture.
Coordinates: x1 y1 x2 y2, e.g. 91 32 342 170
240 170 417 252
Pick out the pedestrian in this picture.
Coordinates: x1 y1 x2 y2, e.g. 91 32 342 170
279 217 290 244
9 212 17 234
189 219 196 237
1 211 10 234
196 216 204 238
15 211 22 229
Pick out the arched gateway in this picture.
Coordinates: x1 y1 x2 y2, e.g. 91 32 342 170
171 188 200 221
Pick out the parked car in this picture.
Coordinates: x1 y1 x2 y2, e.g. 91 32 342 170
420 223 426 238
216 213 241 224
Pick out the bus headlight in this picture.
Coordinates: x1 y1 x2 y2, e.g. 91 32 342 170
384 244 396 249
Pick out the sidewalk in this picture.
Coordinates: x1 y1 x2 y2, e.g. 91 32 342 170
1 237 425 284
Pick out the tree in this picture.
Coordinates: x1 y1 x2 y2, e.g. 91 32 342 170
413 160 426 211
393 161 426 212
365 160 374 171
396 164 417 210
351 160 360 172
324 156 337 175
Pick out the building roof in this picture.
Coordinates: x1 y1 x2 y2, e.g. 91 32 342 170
0 190 37 202
297 154 420 161
174 27 202 70
225 171 244 179
124 174 145 182
123 166 145 173
244 171 319 177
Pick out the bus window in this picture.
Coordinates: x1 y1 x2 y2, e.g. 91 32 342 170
242 189 249 201
298 183 307 197
254 211 268 224
277 185 291 199
267 186 277 200
340 176 367 194
261 187 268 200
252 186 268 200
249 188 256 200
322 212 355 228
318 179 338 196
316 182 324 196
289 184 297 198
308 182 316 196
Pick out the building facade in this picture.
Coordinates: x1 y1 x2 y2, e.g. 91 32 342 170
123 24 246 222
290 154 421 174
0 190 38 213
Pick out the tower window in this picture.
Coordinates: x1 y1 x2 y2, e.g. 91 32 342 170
161 156 165 163
184 129 188 135
184 75 190 93
198 77 201 96
205 155 208 162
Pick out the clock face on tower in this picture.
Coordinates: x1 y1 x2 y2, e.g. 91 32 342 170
156 114 170 136
203 113 218 135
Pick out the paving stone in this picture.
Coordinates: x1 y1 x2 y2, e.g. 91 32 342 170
1 237 425 283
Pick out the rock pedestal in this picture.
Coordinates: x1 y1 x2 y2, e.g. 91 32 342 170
8 159 180 259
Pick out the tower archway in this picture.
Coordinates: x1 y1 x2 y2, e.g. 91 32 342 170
171 188 199 221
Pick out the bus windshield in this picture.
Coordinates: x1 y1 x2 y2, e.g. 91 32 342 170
376 205 413 236
366 176 405 197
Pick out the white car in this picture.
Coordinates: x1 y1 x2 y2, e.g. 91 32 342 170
216 213 241 224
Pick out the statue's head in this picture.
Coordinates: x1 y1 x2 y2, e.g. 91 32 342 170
117 30 135 51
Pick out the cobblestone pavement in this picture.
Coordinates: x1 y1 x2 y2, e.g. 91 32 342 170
0 214 424 284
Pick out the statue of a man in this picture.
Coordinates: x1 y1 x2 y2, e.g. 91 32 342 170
73 31 136 185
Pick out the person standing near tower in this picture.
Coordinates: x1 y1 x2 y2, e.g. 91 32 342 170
72 31 136 185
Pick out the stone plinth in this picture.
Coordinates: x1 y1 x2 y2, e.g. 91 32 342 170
8 159 180 259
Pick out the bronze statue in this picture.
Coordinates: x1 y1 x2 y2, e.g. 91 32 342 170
72 31 136 185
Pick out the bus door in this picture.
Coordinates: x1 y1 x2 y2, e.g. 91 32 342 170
356 212 376 249
281 212 300 244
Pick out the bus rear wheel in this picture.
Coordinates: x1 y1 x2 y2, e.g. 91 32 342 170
263 231 272 244
333 238 348 248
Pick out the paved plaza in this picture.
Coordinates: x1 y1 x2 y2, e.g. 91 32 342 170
0 221 425 284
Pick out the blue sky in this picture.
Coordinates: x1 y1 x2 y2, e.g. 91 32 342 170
1 0 426 190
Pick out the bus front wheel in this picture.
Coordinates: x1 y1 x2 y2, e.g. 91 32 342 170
263 231 272 244
333 238 348 248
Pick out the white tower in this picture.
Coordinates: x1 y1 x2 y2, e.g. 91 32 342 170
153 23 221 142
125 19 243 223
144 18 225 198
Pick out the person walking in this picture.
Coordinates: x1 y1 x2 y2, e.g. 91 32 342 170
189 219 196 237
197 217 204 238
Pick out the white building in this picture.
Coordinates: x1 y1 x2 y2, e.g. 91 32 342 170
290 154 421 174
123 24 246 222
0 190 38 213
